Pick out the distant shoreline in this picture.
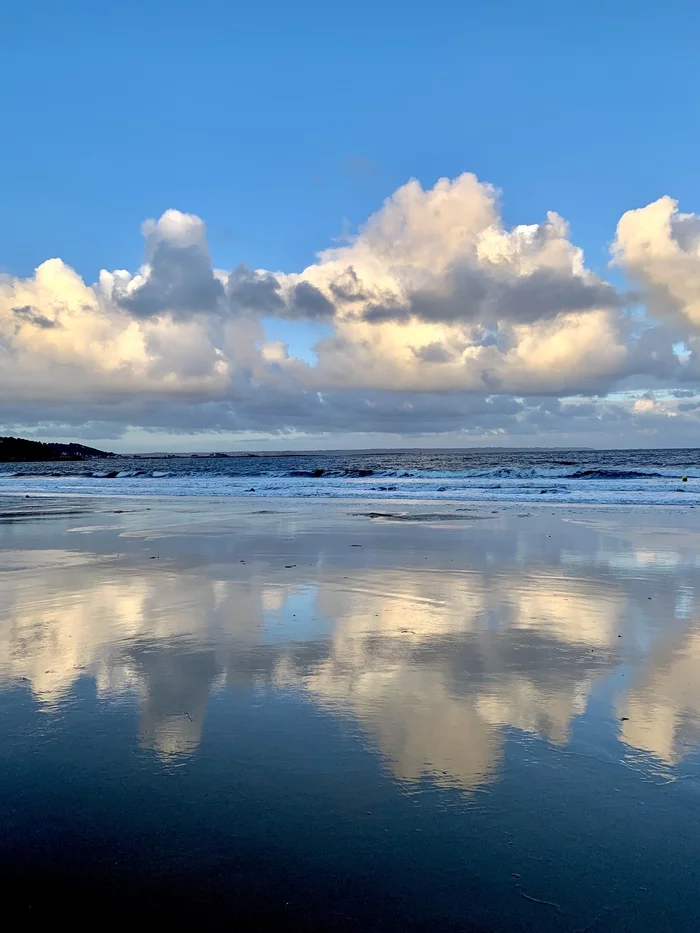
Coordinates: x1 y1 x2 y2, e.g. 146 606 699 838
5 435 700 462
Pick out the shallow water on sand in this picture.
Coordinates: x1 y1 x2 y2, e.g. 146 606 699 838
1 498 700 929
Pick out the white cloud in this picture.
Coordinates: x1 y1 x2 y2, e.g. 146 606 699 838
1 173 699 443
614 195 700 330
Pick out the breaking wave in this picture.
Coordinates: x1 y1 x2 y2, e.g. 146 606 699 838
1 450 699 506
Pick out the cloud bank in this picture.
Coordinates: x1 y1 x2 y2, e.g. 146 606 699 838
2 174 700 446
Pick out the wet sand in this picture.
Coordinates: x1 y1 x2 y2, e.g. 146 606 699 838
1 497 700 929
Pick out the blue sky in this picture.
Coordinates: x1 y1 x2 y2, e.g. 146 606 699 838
3 0 698 281
2 1 700 449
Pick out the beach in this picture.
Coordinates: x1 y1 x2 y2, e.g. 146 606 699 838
1 496 700 929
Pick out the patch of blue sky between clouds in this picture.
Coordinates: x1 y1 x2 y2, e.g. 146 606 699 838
262 318 333 364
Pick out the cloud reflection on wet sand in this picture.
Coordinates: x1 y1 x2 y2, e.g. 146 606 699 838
0 504 699 784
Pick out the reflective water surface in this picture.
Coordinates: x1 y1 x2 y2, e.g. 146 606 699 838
1 499 700 929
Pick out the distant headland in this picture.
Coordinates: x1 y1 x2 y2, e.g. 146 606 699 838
0 436 114 462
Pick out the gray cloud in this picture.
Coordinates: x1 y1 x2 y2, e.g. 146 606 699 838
406 265 490 323
117 242 224 319
4 385 700 449
495 271 626 323
226 269 335 320
227 266 285 315
359 267 626 326
327 267 368 303
12 306 58 329
115 252 628 330
671 211 700 252
211 265 335 321
0 389 526 436
287 281 335 319
411 342 455 363
361 297 410 324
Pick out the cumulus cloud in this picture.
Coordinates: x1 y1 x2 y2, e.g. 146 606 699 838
1 173 700 443
614 196 700 330
112 210 224 318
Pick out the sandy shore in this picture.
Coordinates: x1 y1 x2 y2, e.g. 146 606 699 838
1 496 700 927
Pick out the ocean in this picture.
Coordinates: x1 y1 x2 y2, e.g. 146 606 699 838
2 447 700 506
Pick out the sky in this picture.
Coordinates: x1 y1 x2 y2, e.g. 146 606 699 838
2 0 700 451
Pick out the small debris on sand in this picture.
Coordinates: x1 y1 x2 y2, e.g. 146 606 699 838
516 888 562 913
